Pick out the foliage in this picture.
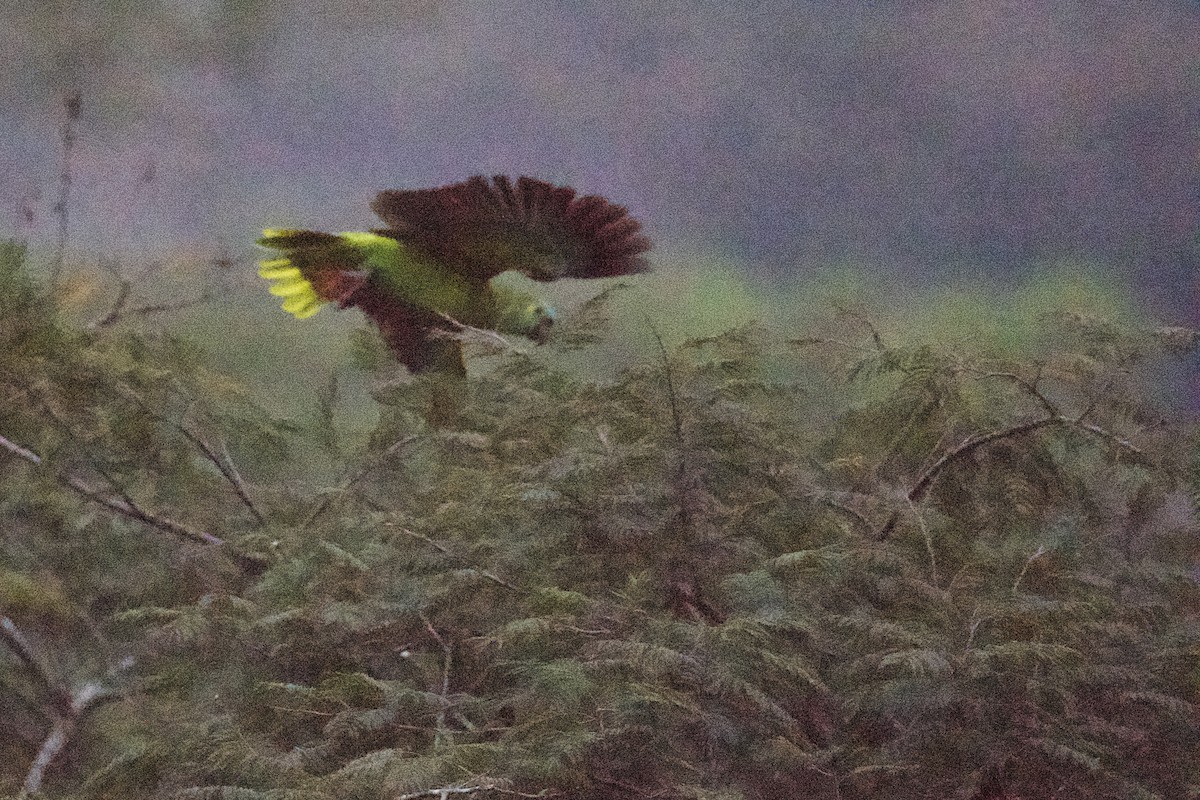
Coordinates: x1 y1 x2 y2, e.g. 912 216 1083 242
1 242 1198 800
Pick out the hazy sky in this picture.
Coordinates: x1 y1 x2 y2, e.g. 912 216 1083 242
3 0 1198 317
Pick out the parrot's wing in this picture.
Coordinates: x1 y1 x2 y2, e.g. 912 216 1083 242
355 291 466 426
350 288 465 376
257 230 371 317
370 176 651 282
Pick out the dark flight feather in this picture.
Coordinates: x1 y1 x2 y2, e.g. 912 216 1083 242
371 175 651 282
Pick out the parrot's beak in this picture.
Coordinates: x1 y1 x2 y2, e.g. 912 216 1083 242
531 315 554 345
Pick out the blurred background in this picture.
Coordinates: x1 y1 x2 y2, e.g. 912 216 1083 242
2 0 1198 409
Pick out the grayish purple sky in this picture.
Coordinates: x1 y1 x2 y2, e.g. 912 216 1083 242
3 0 1198 318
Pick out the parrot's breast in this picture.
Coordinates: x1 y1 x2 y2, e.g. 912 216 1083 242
347 232 479 321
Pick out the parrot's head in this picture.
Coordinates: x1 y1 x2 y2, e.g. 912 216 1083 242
492 283 556 344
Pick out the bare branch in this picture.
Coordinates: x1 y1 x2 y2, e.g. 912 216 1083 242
397 786 487 800
0 434 45 466
907 496 940 586
123 292 212 319
23 717 72 796
21 682 111 798
92 289 212 330
965 368 1058 417
397 785 554 800
91 279 132 328
0 432 265 574
391 524 452 554
788 336 876 354
804 490 875 535
877 379 1149 539
1072 421 1143 455
834 307 886 351
1012 545 1047 595
1 616 124 798
216 437 264 520
180 423 265 522
908 417 1064 506
50 91 80 287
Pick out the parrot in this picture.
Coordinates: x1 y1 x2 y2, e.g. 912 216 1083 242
256 175 651 382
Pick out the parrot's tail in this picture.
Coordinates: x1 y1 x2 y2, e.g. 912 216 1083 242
256 229 369 320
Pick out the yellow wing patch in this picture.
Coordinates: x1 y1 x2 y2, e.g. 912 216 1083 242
257 257 323 320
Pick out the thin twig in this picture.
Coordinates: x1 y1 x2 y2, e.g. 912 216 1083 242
93 290 213 329
89 258 212 328
472 569 518 592
557 624 613 636
393 525 452 554
421 614 453 750
436 312 523 351
116 386 265 523
648 323 683 447
1012 545 1047 594
50 91 80 287
397 786 487 799
217 437 264 520
820 499 874 534
302 435 420 527
834 307 886 351
184 425 264 523
389 526 519 590
124 292 213 319
587 771 665 798
805 489 875 534
906 496 940 586
963 612 984 656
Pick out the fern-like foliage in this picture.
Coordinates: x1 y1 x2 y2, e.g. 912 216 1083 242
0 243 1197 800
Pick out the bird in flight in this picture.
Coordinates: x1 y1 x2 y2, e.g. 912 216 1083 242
257 175 651 380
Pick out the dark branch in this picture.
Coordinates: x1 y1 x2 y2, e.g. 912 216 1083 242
50 91 80 287
0 618 70 716
0 432 264 574
877 417 1065 539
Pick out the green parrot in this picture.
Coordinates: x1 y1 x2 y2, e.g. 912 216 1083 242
257 175 651 382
